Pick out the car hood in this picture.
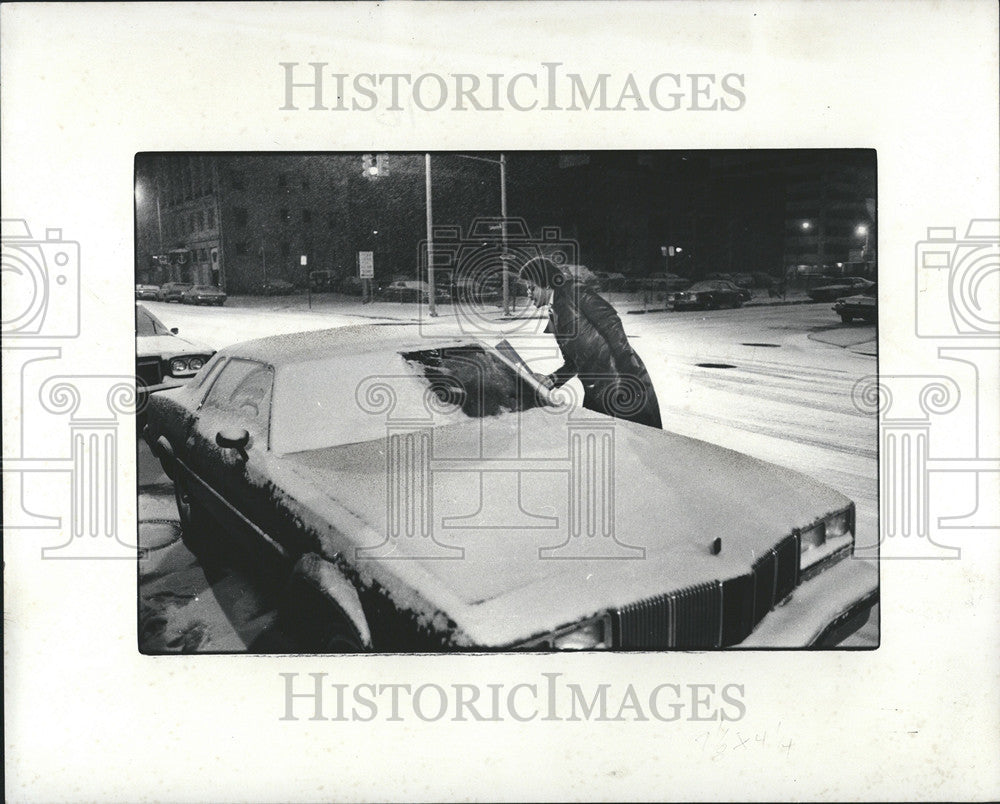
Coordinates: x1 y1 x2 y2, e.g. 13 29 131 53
136 334 213 357
837 293 876 304
269 407 850 645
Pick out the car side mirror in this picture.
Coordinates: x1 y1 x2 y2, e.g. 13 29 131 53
170 327 179 334
216 428 251 459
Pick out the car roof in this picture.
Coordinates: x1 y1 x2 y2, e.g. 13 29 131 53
218 324 475 366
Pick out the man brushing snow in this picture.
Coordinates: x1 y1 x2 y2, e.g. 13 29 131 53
521 256 662 429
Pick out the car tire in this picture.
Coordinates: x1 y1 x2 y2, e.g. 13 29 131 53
733 297 743 309
174 470 223 565
840 313 853 324
277 570 370 653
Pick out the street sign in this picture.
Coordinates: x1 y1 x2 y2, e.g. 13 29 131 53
358 251 374 279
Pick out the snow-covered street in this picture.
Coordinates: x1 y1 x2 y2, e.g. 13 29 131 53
138 295 878 651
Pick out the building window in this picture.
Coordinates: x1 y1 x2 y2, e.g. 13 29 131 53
197 248 207 262
234 241 248 256
233 207 248 228
207 206 216 228
279 208 290 224
302 209 312 225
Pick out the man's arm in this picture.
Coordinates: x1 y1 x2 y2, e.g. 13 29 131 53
577 290 638 374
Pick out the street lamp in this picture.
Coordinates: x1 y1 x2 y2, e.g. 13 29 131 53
856 224 870 258
801 220 812 231
661 245 682 278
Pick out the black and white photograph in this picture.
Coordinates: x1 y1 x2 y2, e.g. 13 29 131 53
135 150 879 653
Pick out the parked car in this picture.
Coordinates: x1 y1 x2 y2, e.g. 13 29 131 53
590 271 628 292
730 273 755 289
135 283 160 301
807 276 875 302
673 280 752 310
144 325 877 651
135 304 215 425
833 284 877 323
181 284 227 306
260 279 295 296
308 271 339 291
381 279 431 302
157 282 193 303
337 276 365 295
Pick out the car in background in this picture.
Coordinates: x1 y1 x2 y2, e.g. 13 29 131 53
833 284 877 323
143 325 876 651
260 279 295 296
337 276 367 296
157 282 194 303
730 273 755 289
309 271 338 291
381 279 431 302
673 280 752 310
590 271 628 292
135 304 215 425
181 284 227 306
135 283 160 301
381 279 451 303
807 276 875 302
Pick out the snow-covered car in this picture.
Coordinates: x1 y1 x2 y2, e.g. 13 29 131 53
807 276 874 302
143 325 877 652
833 284 877 323
135 283 160 300
673 280 751 310
135 304 215 422
157 282 193 302
181 284 227 306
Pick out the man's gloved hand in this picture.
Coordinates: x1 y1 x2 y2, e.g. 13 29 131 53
534 372 556 390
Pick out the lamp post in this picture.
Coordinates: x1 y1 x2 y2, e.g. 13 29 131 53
856 224 869 258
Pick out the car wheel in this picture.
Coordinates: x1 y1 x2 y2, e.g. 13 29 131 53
278 571 369 653
174 470 223 564
733 297 743 309
840 313 853 324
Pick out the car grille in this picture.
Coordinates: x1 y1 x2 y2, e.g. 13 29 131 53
136 358 163 389
611 532 802 649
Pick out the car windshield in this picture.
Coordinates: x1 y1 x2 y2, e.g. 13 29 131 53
689 281 728 291
192 285 217 291
135 306 170 336
270 343 546 454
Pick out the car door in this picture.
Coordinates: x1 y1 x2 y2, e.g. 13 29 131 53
182 357 291 569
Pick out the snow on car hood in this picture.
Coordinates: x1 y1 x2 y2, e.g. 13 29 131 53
136 334 213 358
266 406 851 646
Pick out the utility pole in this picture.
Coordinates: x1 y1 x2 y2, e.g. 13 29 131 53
425 153 437 317
499 153 510 316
